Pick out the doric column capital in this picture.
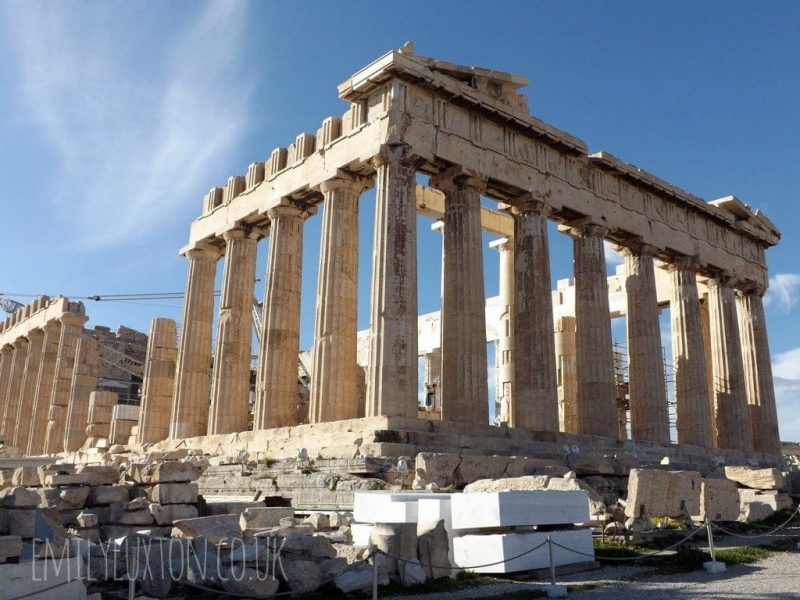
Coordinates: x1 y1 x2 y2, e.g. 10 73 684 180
428 165 487 195
707 272 740 289
507 193 553 218
27 328 45 342
319 170 372 196
616 238 658 258
12 336 28 349
667 254 702 272
267 199 315 222
489 237 513 253
559 216 609 239
59 313 87 328
371 143 415 168
186 242 223 261
734 280 765 297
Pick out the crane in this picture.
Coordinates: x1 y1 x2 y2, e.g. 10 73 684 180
0 296 24 315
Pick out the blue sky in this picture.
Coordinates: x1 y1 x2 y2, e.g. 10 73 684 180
1 2 799 439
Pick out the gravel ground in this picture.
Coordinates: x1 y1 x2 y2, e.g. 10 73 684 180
388 530 800 600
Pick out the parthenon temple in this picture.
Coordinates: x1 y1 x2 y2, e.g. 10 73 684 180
0 46 783 468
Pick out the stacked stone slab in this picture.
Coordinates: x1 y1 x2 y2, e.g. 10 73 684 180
63 336 99 452
625 467 791 523
109 403 139 446
85 391 117 449
136 318 177 445
129 460 201 530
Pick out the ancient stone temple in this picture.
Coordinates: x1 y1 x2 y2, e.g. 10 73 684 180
150 46 780 467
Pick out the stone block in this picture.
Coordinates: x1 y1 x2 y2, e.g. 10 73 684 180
417 520 450 579
0 487 40 508
724 466 785 490
464 475 550 493
45 465 119 486
354 491 450 524
738 489 793 522
11 467 41 487
149 503 198 526
369 522 417 580
697 478 740 522
0 535 22 559
8 510 36 538
451 491 590 530
414 452 461 488
280 558 323 594
624 469 702 519
77 512 98 528
455 455 511 487
172 514 242 544
281 531 337 559
453 528 593 574
119 510 155 526
87 485 130 505
547 476 606 516
351 523 373 547
239 506 294 531
303 512 330 531
145 482 198 505
130 461 202 485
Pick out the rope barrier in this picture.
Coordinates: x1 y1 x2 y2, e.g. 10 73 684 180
373 540 550 571
710 506 800 540
552 525 705 562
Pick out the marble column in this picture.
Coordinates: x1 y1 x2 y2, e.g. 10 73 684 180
490 237 514 425
423 349 442 412
0 346 12 429
1 338 28 443
208 227 259 435
255 203 310 429
669 258 713 447
698 297 716 434
14 329 44 453
44 313 86 454
366 145 419 418
708 275 753 453
737 289 781 456
570 223 617 437
510 199 559 431
170 244 220 439
309 172 370 423
63 336 98 452
138 318 178 445
431 169 489 425
622 243 669 443
27 321 61 455
555 315 578 432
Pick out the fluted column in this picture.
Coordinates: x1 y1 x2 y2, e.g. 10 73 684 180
669 258 713 447
44 313 87 454
622 243 669 443
430 169 488 425
708 275 753 452
569 223 617 437
510 199 559 431
1 338 28 442
490 237 514 424
208 227 259 435
138 318 178 445
63 336 98 452
14 329 44 453
555 316 578 432
366 145 419 418
0 346 12 429
309 173 370 423
170 244 221 439
737 288 781 456
27 321 60 455
255 203 310 429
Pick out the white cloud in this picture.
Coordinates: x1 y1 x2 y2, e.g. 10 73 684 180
0 1 254 247
604 241 624 266
773 347 800 442
765 273 800 311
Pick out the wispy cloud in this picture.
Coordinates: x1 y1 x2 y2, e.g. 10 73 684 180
765 273 800 311
0 2 254 247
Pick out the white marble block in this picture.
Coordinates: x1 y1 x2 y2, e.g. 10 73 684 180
453 528 594 574
450 490 590 529
353 491 451 524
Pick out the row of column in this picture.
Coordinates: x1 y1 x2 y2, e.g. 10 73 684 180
169 150 780 456
0 313 90 455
